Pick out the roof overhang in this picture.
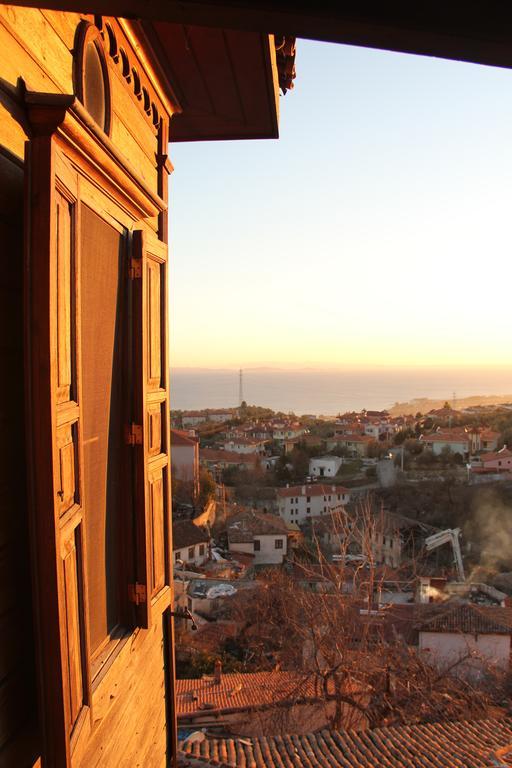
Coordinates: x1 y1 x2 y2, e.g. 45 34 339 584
138 22 281 141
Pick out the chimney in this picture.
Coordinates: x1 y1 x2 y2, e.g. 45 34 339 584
301 486 306 495
214 659 222 685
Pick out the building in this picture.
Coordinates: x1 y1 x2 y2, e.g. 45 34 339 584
472 447 512 473
277 484 351 525
325 434 375 457
309 455 343 478
420 429 470 457
222 438 268 455
180 717 512 768
272 422 307 444
182 411 209 427
173 520 210 567
227 510 290 565
171 428 200 497
200 447 259 476
2 3 511 765
418 604 512 680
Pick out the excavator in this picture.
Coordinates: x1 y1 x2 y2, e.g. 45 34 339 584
425 528 465 582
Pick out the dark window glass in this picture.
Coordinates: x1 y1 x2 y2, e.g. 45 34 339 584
254 540 261 551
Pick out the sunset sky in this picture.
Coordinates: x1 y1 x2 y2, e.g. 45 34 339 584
169 39 512 370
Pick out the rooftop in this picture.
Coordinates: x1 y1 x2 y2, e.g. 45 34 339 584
176 670 327 718
227 510 289 543
173 520 209 551
171 428 199 447
418 603 512 635
180 717 512 767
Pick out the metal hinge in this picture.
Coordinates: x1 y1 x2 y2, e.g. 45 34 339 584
128 258 142 279
125 423 143 445
128 583 147 605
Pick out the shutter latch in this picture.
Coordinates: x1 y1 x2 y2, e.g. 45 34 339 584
128 583 147 605
125 423 143 446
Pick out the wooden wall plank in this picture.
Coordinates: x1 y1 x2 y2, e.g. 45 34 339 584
0 6 73 92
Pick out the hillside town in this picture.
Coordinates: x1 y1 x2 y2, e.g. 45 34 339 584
172 400 512 763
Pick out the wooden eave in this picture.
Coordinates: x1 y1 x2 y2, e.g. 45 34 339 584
139 23 280 142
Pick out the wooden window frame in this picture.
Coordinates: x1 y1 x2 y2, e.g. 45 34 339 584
24 92 171 766
73 20 112 136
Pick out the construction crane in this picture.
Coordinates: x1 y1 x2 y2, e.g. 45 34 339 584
425 528 465 582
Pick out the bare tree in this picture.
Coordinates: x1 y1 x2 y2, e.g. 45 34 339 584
225 498 510 732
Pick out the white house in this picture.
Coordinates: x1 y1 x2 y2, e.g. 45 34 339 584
277 484 351 525
227 510 289 565
172 519 209 567
222 438 268 455
418 603 512 681
272 422 306 443
208 411 232 423
309 455 343 478
182 411 208 427
420 430 469 457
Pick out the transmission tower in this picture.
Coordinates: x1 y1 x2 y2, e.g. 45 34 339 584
239 368 244 407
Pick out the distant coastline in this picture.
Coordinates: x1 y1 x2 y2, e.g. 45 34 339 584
389 394 512 417
170 367 512 416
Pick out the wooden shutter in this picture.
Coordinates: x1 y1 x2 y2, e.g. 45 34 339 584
26 137 90 766
131 229 172 628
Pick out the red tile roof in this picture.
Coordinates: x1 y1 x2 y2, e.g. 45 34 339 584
277 484 349 498
176 671 327 718
180 717 512 767
172 428 199 447
482 449 512 463
418 604 512 635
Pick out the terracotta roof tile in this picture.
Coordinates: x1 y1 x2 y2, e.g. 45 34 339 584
176 671 326 719
418 604 512 635
173 520 209 551
180 717 512 767
227 510 289 543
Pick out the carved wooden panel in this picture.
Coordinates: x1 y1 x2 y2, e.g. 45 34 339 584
62 528 84 729
55 189 73 404
146 257 161 390
56 423 77 516
147 401 162 457
149 467 165 596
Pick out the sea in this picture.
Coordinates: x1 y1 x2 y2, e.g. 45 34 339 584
170 367 512 416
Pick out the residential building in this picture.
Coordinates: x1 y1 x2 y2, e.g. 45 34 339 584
309 455 343 478
200 448 259 478
471 447 512 474
325 434 374 457
222 437 268 454
418 604 512 680
173 519 210 567
227 509 290 565
277 484 351 524
284 433 324 454
180 717 512 768
427 405 463 424
182 411 209 427
171 428 200 498
272 422 307 443
1 2 508 765
208 411 233 423
420 429 470 456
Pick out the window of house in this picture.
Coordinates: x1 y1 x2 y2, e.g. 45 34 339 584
307 496 311 502
175 551 182 562
74 22 111 134
188 547 195 560
275 539 283 549
199 544 205 556
307 507 310 514
254 540 261 551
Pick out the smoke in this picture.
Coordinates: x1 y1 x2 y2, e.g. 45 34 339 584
465 486 512 573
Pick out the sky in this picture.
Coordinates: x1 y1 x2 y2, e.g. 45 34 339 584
169 39 512 371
